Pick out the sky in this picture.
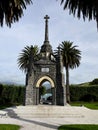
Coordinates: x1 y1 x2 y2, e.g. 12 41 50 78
0 0 98 85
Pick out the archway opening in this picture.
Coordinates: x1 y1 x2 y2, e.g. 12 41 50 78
39 81 52 105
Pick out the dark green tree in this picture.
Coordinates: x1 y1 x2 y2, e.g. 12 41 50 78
39 86 46 103
90 78 98 85
0 84 3 95
60 0 98 29
18 45 39 73
60 41 81 103
39 86 46 96
0 0 32 27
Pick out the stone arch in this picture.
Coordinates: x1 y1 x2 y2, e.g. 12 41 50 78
25 15 66 106
36 76 55 88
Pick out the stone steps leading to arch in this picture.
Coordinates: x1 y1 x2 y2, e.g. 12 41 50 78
4 105 88 118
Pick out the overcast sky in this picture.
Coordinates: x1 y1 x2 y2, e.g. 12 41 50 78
0 0 98 85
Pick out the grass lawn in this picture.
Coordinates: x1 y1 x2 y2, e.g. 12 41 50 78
58 124 98 130
70 102 98 109
0 124 21 130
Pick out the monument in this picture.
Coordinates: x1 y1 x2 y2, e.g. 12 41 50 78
25 15 66 106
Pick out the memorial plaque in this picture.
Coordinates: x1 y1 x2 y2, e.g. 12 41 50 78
41 68 49 72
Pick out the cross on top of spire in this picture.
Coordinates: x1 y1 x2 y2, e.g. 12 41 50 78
44 15 50 21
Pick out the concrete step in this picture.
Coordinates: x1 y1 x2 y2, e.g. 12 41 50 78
4 105 86 118
0 110 8 118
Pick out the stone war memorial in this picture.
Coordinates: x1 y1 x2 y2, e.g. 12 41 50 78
25 15 66 106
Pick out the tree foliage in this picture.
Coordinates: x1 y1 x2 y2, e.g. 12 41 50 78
70 85 98 102
0 84 24 106
60 41 81 103
17 45 39 73
60 0 98 29
39 86 46 96
60 41 81 69
0 0 32 27
90 78 98 85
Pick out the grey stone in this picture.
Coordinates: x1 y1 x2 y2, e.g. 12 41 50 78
25 15 66 106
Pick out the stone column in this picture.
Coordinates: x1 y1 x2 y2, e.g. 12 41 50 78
44 15 50 42
51 88 56 105
56 46 66 106
25 85 34 105
36 88 39 105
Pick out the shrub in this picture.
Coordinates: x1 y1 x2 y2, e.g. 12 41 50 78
70 85 98 102
0 84 25 106
90 78 98 85
80 94 96 102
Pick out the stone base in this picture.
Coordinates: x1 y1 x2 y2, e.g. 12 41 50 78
4 105 86 118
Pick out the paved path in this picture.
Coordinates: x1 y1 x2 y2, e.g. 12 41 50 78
0 106 98 130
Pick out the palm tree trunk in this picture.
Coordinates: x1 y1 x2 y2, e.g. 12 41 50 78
66 65 70 103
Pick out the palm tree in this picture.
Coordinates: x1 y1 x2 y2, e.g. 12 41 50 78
60 0 98 29
0 0 32 27
60 41 81 103
17 45 39 73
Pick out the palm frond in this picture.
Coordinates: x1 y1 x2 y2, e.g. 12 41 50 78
60 41 81 69
0 0 32 27
17 45 39 73
59 0 98 29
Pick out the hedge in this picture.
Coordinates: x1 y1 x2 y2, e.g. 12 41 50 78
0 84 25 106
70 85 98 102
0 83 98 106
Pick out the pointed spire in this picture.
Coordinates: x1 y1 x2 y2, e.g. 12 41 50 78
44 15 50 43
40 15 52 54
